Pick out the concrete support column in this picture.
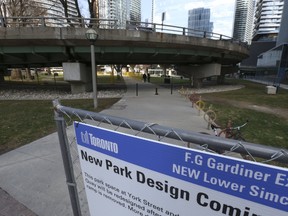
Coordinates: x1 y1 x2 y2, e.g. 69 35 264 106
219 65 238 84
63 62 92 94
0 67 5 83
177 63 221 87
193 78 204 88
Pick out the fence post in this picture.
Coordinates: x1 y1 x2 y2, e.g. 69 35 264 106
53 100 82 216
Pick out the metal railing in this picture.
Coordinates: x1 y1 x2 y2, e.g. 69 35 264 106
127 20 241 42
0 16 119 29
244 74 279 86
0 16 248 47
53 99 288 216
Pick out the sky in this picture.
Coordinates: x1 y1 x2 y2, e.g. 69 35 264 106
141 0 236 37
79 0 236 37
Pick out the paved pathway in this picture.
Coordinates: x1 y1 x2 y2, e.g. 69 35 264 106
0 77 213 216
101 77 210 132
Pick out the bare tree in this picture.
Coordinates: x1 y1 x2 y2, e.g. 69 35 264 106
0 0 47 27
87 0 98 18
10 68 22 80
0 1 7 17
59 0 83 26
1 0 47 79
86 0 100 27
58 0 73 25
113 64 124 79
59 0 82 18
0 67 5 83
0 1 7 26
59 0 99 26
59 0 69 18
73 0 82 18
3 0 46 17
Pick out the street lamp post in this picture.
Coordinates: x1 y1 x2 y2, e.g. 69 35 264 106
85 29 99 109
161 12 166 31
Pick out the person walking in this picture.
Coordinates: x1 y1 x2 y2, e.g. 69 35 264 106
142 73 147 82
147 73 150 82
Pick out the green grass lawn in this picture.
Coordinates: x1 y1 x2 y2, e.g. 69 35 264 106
201 79 288 149
0 78 287 156
205 102 288 148
209 79 288 109
0 98 120 154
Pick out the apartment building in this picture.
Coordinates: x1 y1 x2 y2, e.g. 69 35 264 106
187 8 213 38
232 0 255 44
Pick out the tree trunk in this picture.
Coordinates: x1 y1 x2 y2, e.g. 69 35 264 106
217 74 225 84
73 0 82 18
0 68 5 82
25 68 32 80
11 69 22 80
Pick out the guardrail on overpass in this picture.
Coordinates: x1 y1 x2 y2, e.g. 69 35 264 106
0 16 247 47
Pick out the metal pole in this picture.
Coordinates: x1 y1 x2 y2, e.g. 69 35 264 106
91 44 98 108
53 100 82 216
155 87 158 95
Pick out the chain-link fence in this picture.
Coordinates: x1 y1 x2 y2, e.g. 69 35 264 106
53 99 288 216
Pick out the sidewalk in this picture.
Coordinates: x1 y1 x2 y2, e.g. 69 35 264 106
0 77 212 216
101 77 210 132
244 78 288 90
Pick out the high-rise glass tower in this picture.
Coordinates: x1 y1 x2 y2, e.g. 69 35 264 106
276 0 288 46
256 0 288 83
34 0 78 26
35 0 78 17
232 0 255 44
128 0 141 23
97 0 140 29
98 0 127 29
253 0 284 41
188 8 213 38
240 0 287 84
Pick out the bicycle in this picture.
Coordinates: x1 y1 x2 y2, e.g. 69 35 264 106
210 120 250 158
203 105 217 129
211 120 248 139
188 92 201 107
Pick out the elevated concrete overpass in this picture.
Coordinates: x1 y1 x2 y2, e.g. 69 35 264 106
0 19 249 91
0 27 248 66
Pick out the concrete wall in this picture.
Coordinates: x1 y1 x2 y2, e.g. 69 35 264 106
177 63 221 88
0 27 249 59
63 62 92 93
63 62 89 82
191 63 221 79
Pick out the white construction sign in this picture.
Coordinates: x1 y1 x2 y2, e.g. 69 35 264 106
74 122 288 216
